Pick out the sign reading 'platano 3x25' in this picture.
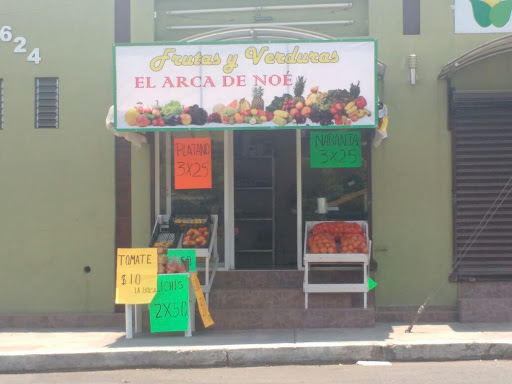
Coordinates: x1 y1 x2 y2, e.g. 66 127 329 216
113 40 378 132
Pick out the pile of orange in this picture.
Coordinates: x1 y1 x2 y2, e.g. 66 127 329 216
308 233 337 254
308 222 368 254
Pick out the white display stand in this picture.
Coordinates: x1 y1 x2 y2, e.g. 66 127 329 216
303 221 371 309
124 214 218 339
178 214 219 306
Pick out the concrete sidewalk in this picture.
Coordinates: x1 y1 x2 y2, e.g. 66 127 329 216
1 323 512 373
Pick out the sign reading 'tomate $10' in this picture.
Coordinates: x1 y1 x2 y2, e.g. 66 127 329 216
115 248 158 304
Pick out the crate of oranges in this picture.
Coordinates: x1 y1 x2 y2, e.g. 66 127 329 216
305 221 369 255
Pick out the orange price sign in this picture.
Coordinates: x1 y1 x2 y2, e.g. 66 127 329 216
174 138 212 190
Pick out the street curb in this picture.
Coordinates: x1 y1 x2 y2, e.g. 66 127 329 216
2 342 512 373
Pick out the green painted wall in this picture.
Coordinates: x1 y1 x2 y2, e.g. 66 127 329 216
2 0 511 315
0 0 115 313
452 52 512 90
369 0 511 306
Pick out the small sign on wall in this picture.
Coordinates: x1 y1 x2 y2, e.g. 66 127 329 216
455 0 512 33
174 137 212 190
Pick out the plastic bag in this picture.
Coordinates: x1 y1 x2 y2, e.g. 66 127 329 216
308 233 337 254
165 256 188 274
311 222 364 239
340 233 369 254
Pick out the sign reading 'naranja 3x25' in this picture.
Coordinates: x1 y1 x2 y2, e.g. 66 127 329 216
113 40 378 132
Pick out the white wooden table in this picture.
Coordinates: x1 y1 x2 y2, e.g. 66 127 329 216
183 215 219 307
125 215 218 339
303 221 370 309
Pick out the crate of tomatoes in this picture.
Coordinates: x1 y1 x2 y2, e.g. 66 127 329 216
305 220 369 255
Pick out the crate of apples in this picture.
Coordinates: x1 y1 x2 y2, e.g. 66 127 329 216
307 233 338 254
182 226 210 248
340 234 369 254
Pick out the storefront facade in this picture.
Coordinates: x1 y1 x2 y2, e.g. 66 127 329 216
2 0 512 325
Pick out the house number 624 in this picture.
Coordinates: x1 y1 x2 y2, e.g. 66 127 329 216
1 26 41 64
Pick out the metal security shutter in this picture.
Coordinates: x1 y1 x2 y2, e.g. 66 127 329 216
35 77 59 128
452 91 512 280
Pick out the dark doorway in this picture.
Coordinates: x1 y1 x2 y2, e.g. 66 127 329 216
234 130 297 269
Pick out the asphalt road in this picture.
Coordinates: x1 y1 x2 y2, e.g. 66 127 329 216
2 361 512 384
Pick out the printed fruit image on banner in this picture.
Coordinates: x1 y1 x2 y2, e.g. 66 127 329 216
470 0 512 28
113 40 378 131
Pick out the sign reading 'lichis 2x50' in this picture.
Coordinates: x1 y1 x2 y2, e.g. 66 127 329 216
113 40 378 132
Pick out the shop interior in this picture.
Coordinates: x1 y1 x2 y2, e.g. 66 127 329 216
160 129 371 270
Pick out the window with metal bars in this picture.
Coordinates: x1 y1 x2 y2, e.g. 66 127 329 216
35 77 59 128
0 79 3 129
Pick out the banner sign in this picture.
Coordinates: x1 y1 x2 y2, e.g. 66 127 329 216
455 0 512 33
174 137 212 190
167 248 197 272
115 248 158 304
310 130 362 168
190 272 214 328
149 273 189 333
113 39 378 132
